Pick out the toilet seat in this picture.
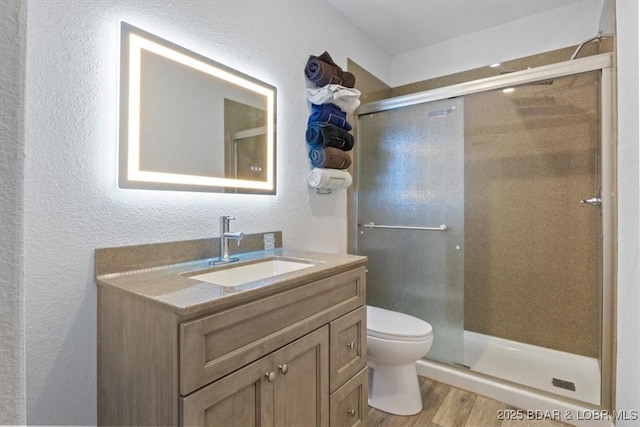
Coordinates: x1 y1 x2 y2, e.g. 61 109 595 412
367 305 433 342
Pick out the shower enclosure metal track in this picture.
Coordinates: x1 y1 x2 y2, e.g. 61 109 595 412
357 54 612 115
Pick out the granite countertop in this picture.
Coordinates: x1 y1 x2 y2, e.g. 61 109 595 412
96 248 367 316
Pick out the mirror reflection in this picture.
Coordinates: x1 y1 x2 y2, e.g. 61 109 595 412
119 22 276 194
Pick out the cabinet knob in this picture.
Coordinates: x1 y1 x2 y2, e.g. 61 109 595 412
346 341 356 349
278 364 289 374
347 409 356 417
265 371 276 382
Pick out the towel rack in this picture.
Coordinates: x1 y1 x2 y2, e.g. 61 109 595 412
362 222 448 232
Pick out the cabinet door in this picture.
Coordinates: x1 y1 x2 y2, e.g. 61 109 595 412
181 354 275 427
273 326 329 427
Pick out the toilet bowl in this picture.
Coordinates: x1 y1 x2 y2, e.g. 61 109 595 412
366 305 433 416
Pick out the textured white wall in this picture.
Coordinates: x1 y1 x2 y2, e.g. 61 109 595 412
0 0 26 424
614 1 640 423
389 0 604 87
23 1 389 424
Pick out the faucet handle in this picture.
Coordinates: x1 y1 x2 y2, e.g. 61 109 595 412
219 215 235 231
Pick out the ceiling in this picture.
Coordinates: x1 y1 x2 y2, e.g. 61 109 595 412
326 0 588 56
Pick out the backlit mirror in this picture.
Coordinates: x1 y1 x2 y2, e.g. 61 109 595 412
119 22 276 194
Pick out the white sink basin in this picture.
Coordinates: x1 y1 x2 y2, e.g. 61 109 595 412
189 259 316 287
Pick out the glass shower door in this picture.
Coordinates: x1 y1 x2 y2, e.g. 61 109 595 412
356 97 465 365
463 72 601 356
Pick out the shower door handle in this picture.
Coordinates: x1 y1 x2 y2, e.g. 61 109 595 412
580 197 601 207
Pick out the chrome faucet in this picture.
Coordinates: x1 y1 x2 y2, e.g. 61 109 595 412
214 216 244 264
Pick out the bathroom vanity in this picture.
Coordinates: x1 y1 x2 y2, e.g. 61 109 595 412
96 243 367 427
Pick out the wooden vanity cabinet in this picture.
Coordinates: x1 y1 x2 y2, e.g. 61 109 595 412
98 265 367 427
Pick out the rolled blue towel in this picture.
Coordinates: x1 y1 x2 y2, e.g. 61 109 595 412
306 122 354 151
308 103 352 131
309 146 352 169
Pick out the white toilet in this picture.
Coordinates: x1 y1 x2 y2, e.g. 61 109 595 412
366 305 433 416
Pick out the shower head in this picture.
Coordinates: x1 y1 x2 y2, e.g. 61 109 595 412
571 31 614 60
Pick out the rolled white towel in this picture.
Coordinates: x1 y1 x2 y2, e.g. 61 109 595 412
307 167 352 189
305 84 361 114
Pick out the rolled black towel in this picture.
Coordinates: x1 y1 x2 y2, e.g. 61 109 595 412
304 51 356 88
306 122 354 151
309 146 352 169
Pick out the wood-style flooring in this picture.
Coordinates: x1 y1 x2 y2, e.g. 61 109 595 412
366 376 570 427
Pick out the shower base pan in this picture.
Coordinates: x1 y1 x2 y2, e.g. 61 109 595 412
462 330 600 405
416 331 605 427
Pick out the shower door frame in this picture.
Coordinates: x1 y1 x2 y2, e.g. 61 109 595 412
353 53 615 411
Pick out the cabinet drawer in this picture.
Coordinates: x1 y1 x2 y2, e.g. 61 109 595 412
329 306 366 392
329 367 368 427
180 267 366 395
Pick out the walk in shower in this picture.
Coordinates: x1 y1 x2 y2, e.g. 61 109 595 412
354 54 614 412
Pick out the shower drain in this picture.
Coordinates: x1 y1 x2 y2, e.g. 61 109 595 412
552 378 576 391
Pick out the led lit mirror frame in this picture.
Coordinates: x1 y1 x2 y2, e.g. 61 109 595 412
119 22 277 194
